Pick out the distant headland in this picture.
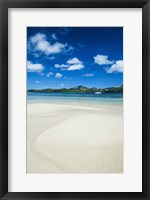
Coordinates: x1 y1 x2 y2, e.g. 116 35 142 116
27 85 123 94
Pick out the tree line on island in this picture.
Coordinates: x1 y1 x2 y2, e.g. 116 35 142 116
28 85 123 94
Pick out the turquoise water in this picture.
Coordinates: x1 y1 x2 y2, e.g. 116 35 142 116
27 92 123 106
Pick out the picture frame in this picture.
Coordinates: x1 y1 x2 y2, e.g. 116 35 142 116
0 0 149 199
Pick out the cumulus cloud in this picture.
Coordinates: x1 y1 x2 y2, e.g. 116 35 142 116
55 57 84 71
67 57 82 64
61 84 64 87
27 61 44 72
82 73 95 77
55 73 63 78
68 64 84 71
94 54 114 65
46 72 53 77
67 58 84 70
28 33 67 55
105 60 123 73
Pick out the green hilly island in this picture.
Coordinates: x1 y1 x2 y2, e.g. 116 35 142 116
28 85 123 94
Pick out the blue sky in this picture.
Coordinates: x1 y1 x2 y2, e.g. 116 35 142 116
27 27 123 89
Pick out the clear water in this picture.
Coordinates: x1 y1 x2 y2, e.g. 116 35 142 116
27 92 123 107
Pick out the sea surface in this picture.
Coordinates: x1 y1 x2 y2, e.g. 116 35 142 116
27 92 123 107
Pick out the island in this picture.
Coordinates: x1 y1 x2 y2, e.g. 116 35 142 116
27 85 123 94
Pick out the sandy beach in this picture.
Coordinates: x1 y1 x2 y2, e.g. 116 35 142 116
27 102 123 173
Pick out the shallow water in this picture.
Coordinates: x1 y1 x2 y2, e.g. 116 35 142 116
27 92 123 107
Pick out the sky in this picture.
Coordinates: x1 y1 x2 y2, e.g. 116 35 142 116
27 27 123 89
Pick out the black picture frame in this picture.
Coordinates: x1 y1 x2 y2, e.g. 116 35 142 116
0 0 150 199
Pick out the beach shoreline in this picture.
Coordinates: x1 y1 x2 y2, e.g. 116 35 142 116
27 102 123 173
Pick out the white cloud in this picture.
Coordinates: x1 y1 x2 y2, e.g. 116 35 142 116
67 57 82 64
61 84 64 87
82 73 95 77
54 57 84 71
54 64 69 69
35 81 40 83
55 73 63 78
68 64 84 71
27 61 44 72
94 55 114 65
66 57 84 70
28 33 66 55
105 60 123 73
30 33 45 44
46 72 53 77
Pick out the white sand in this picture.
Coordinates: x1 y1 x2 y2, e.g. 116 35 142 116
27 102 123 173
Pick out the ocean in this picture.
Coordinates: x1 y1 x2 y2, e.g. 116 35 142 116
27 92 123 107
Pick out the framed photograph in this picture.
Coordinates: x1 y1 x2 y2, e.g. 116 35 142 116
0 0 149 199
